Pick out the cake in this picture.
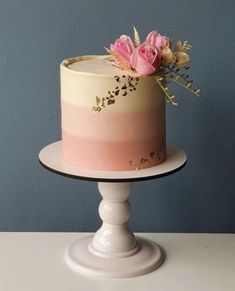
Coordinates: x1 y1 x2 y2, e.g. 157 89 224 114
60 28 200 171
61 55 166 170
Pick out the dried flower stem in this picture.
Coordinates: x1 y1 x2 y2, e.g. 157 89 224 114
166 74 201 97
154 75 178 106
167 76 198 96
165 65 201 97
133 26 141 47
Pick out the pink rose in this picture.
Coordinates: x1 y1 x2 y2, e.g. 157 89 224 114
130 43 161 75
110 35 135 68
145 31 170 50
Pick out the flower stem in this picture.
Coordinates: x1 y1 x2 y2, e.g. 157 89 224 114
154 75 178 106
166 75 201 96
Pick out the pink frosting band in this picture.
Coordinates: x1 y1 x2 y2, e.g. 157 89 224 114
61 101 165 141
62 130 166 171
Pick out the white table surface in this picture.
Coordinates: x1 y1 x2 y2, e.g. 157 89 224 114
0 232 234 291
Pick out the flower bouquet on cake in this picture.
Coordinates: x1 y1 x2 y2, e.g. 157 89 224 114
106 27 201 105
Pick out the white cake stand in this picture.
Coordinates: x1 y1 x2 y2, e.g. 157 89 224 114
39 141 187 279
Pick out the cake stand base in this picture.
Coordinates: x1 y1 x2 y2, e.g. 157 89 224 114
66 235 163 279
39 142 186 279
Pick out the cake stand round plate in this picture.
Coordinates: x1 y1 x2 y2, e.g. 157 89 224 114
39 141 187 278
39 141 187 182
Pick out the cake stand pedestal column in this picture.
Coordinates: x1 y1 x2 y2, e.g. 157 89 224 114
39 141 187 279
91 182 138 257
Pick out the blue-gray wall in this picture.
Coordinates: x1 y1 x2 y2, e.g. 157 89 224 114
0 0 234 232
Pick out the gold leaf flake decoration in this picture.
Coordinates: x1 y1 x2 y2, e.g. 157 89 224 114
129 148 163 170
92 75 139 112
92 106 102 112
133 26 141 47
140 158 150 165
96 96 101 106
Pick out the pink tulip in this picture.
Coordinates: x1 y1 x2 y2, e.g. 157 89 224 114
130 43 161 75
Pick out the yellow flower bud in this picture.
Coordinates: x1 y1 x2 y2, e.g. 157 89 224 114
161 47 176 65
174 51 190 67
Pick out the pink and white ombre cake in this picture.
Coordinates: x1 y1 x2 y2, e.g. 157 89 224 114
60 55 166 171
60 28 200 171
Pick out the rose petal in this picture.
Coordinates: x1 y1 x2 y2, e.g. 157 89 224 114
130 44 160 75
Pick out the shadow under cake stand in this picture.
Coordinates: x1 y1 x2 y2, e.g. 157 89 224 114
39 141 187 279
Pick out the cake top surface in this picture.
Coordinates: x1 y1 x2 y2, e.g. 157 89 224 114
63 55 139 77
